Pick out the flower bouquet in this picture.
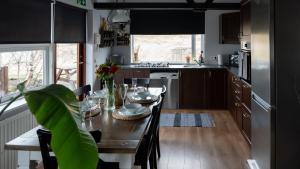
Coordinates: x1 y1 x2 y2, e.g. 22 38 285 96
96 63 119 110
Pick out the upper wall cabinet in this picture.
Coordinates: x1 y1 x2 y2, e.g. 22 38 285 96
240 0 251 38
219 12 240 44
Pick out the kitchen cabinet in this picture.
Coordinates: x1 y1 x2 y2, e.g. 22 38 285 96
206 69 228 109
219 12 240 44
242 80 251 110
227 73 236 119
240 0 251 37
241 105 251 142
179 69 227 109
228 71 252 144
179 69 206 109
114 69 150 85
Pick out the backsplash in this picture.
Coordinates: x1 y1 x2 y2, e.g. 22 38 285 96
204 56 218 65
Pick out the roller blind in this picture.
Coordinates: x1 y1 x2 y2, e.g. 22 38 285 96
0 0 51 44
54 2 86 43
130 10 205 35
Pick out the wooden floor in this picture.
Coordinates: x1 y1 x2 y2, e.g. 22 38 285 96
157 109 250 169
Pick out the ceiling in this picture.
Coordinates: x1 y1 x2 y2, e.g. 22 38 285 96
94 0 241 3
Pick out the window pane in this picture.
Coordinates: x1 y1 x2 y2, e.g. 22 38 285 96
132 35 203 63
195 34 204 61
56 44 78 91
0 49 45 102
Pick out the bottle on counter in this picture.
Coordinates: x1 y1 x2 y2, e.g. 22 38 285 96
199 51 204 64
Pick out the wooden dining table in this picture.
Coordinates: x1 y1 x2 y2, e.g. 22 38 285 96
4 87 162 169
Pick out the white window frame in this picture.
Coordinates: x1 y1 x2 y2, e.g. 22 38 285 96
0 44 51 105
130 34 205 64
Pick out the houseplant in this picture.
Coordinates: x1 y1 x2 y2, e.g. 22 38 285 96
0 82 99 169
95 62 119 110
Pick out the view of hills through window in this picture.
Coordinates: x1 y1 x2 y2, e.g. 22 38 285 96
132 35 204 63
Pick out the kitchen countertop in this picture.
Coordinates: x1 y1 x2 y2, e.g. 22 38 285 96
119 64 239 77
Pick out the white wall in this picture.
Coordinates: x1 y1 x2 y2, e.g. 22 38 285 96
204 10 240 64
86 10 112 91
105 10 240 65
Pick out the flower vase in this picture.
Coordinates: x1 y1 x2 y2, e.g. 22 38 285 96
104 79 115 111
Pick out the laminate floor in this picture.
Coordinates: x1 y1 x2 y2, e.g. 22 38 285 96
157 110 250 169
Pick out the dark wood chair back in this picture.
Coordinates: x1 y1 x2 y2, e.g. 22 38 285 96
36 129 57 169
74 84 91 101
134 96 162 169
37 129 119 169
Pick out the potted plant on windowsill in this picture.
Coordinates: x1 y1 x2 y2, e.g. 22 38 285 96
0 82 99 169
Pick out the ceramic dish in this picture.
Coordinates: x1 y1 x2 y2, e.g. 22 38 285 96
128 92 158 104
118 104 148 117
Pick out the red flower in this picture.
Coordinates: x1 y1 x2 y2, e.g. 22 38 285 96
110 65 119 73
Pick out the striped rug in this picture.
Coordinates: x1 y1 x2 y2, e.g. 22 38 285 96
160 113 215 127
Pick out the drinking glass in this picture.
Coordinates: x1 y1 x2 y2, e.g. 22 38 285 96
132 78 137 95
118 84 129 109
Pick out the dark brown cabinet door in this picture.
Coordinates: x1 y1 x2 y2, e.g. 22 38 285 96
235 102 243 129
219 12 240 44
242 80 252 110
241 1 251 37
242 105 251 142
179 69 206 109
206 69 228 109
228 73 235 117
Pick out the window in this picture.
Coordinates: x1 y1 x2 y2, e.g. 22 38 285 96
131 35 204 63
56 44 79 91
0 46 48 104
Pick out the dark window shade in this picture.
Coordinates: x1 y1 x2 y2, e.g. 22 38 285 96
54 2 86 43
0 0 51 44
130 10 205 35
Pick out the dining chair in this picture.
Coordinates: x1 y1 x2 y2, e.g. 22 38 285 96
154 85 167 158
37 129 119 169
73 84 91 101
134 96 162 169
36 129 57 169
74 84 91 97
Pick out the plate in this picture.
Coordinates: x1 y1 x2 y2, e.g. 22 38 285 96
118 106 149 117
128 92 158 104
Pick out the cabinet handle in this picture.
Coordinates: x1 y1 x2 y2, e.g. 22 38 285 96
209 71 212 78
235 90 240 94
235 103 240 107
243 113 250 118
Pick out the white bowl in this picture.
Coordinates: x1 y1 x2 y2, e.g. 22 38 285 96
125 103 142 113
136 91 150 99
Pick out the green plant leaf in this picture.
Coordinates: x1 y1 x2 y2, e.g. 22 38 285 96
23 84 98 169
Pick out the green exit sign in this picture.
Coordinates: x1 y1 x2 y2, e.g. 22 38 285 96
77 0 86 6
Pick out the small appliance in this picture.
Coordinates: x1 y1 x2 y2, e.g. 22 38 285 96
229 54 239 67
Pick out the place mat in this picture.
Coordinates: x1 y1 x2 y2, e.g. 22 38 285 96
112 108 151 121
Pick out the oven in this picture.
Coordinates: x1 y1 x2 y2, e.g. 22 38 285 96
238 50 251 83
